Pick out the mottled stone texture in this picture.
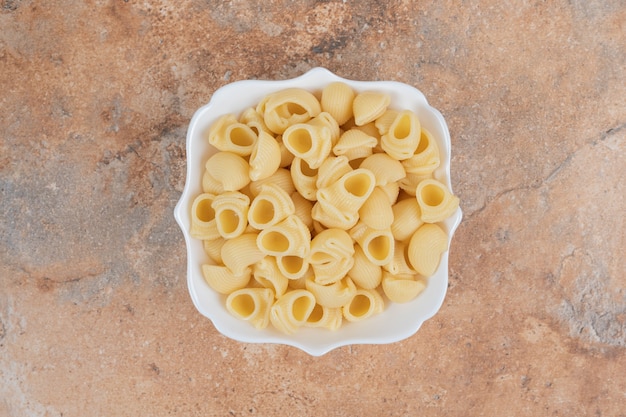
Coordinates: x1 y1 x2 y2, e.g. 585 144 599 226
1 0 624 416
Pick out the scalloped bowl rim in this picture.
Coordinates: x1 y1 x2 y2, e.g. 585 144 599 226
174 67 462 356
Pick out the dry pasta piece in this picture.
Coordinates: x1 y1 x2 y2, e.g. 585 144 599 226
374 109 400 135
359 153 405 186
316 168 376 213
401 128 440 175
205 151 250 192
220 233 265 276
212 191 250 239
347 245 382 289
308 112 341 146
208 117 258 157
249 130 281 181
321 82 355 125
349 221 394 266
282 122 332 169
309 228 355 285
390 198 424 242
203 237 226 264
276 255 310 280
407 223 448 276
190 193 220 240
316 155 352 189
201 264 251 294
270 289 317 334
249 168 296 197
276 136 295 168
248 183 295 230
253 257 289 298
262 88 322 134
304 303 343 330
290 157 319 201
202 170 225 195
305 276 356 308
383 240 416 276
359 187 394 230
333 129 378 161
311 198 360 230
290 191 314 231
288 267 314 289
353 91 390 126
256 214 311 257
381 271 426 303
239 107 271 136
381 110 421 160
226 287 274 329
415 179 460 223
342 288 384 322
398 172 433 196
379 181 400 204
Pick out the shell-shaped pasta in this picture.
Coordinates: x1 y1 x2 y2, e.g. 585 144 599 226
282 123 332 169
249 130 281 181
407 223 448 276
190 193 220 240
276 255 310 280
316 155 352 189
305 276 357 308
353 91 391 126
311 198 360 230
347 245 382 289
379 181 400 204
359 187 394 230
382 272 426 303
277 137 295 168
253 257 289 298
309 228 355 264
311 257 355 286
202 170 225 195
248 183 295 229
354 121 382 140
342 288 384 322
307 112 341 146
381 110 421 161
321 82 355 125
383 240 416 276
201 264 251 294
226 287 274 329
250 168 296 197
288 267 313 289
401 128 441 175
290 157 319 201
391 198 424 242
256 214 311 257
291 191 314 231
374 109 400 135
239 107 271 136
203 237 226 264
205 152 251 192
398 172 433 196
209 120 258 157
262 88 322 134
270 289 317 334
316 168 376 213
416 179 460 223
212 191 250 239
220 233 265 276
332 129 377 160
349 222 394 266
359 153 405 186
305 304 343 330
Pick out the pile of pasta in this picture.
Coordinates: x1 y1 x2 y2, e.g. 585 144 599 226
190 82 459 334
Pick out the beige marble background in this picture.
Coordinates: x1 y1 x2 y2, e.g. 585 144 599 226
1 1 624 416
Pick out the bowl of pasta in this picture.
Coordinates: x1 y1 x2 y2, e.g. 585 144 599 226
174 67 462 356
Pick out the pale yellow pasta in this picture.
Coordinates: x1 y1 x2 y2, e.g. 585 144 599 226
205 151 250 192
305 276 356 308
379 181 400 204
381 110 421 160
407 223 448 276
256 214 311 257
359 153 405 186
249 130 281 181
276 136 295 168
390 198 424 242
190 193 220 240
342 288 384 322
316 155 352 189
311 257 354 286
288 267 313 289
270 289 317 334
290 157 319 201
249 168 296 197
203 237 226 264
282 123 332 169
353 91 391 126
220 233 265 276
321 82 355 125
401 128 440 175
304 304 343 330
208 117 258 157
312 220 328 236
253 257 289 298
261 88 322 134
307 112 341 146
349 222 394 266
311 198 359 230
374 109 400 135
276 255 310 280
308 228 355 285
248 183 295 229
383 240 416 276
354 121 382 141
359 187 394 230
211 191 250 239
201 264 251 294
415 179 460 223
239 107 271 136
347 245 382 289
316 168 376 214
398 172 433 196
332 129 377 160
226 287 274 329
202 170 225 195
381 272 426 303
290 191 314 231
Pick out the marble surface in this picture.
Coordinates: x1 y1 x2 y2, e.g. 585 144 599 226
1 1 624 415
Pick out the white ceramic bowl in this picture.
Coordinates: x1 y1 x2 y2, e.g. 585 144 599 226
174 67 462 356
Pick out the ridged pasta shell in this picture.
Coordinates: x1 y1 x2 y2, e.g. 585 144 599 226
248 183 295 229
203 237 226 264
316 168 376 213
226 287 274 329
190 193 220 240
383 240 416 276
316 155 352 189
342 288 384 322
256 214 311 257
398 172 433 196
333 129 377 160
211 191 250 239
270 289 317 334
382 272 426 303
253 257 289 298
390 198 424 242
290 191 314 232
220 233 265 276
249 168 296 197
407 223 448 276
304 304 343 330
359 187 394 230
374 109 400 135
347 245 382 289
276 255 310 280
290 157 319 201
282 123 332 169
415 179 460 223
201 264 251 294
249 130 281 181
262 88 322 134
401 128 440 175
308 112 341 146
381 110 421 161
305 276 357 308
359 153 405 186
353 91 390 126
321 82 355 126
205 151 251 191
349 222 394 266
